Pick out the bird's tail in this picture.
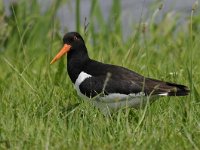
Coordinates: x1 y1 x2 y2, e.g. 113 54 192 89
146 78 190 96
163 82 190 96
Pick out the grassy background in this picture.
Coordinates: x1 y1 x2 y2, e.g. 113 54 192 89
0 0 200 149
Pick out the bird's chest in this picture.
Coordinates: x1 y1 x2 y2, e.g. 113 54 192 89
74 71 92 99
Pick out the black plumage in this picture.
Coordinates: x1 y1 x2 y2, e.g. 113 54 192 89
50 32 190 112
64 32 189 98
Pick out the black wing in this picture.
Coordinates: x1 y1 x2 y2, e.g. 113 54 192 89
80 60 189 97
79 75 144 97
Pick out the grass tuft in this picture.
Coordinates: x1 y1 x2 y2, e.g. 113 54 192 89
0 0 200 149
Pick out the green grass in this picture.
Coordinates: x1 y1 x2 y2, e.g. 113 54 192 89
0 0 200 149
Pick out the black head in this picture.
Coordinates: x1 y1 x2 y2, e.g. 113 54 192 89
63 32 85 45
50 32 87 64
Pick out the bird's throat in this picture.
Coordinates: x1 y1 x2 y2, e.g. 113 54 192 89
67 47 89 83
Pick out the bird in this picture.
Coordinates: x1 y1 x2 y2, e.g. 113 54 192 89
50 32 189 115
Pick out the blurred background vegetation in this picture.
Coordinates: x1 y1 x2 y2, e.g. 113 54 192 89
0 0 200 149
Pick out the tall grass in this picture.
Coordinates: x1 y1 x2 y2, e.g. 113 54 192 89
0 0 200 149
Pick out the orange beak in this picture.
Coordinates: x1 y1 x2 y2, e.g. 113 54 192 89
50 44 71 64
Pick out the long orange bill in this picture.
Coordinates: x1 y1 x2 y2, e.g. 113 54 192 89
50 44 71 64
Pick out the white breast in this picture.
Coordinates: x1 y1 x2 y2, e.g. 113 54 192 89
74 71 92 99
93 92 156 115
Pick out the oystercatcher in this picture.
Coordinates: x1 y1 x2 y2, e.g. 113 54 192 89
50 32 189 114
